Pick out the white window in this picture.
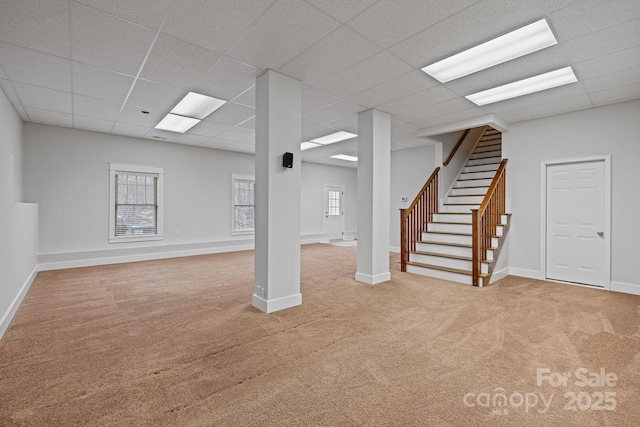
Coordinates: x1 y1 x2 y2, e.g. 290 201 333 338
109 163 164 243
231 174 255 234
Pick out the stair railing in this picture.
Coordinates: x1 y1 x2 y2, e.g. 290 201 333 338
400 167 440 272
471 159 507 286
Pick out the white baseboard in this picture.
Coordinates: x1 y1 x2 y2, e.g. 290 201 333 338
508 267 544 280
0 265 38 340
389 246 400 254
355 271 391 285
252 293 302 313
489 267 509 284
611 281 640 296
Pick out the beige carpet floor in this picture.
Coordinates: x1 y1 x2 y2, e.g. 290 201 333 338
1 244 639 426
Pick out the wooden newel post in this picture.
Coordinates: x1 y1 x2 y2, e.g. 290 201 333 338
400 208 407 272
471 208 480 287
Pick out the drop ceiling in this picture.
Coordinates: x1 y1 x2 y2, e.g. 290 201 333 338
0 0 639 169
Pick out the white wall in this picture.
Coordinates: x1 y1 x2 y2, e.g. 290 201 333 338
23 124 357 269
504 100 640 290
0 89 38 339
390 144 437 250
301 162 357 239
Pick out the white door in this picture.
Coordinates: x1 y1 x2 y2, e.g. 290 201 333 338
546 160 605 287
324 185 344 240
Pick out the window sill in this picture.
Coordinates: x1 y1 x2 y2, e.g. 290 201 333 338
109 234 164 244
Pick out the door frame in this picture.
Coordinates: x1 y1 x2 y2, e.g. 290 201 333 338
324 184 345 240
540 155 611 290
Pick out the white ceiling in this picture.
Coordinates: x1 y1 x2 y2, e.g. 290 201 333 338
0 0 639 169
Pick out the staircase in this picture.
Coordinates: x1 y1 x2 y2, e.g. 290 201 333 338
402 127 510 286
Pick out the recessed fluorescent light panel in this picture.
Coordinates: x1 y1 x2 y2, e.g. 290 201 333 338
171 92 227 119
330 154 358 162
301 141 322 151
310 131 357 145
155 113 201 133
466 66 577 106
422 19 558 83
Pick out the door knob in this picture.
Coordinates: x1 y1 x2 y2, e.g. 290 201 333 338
597 231 604 237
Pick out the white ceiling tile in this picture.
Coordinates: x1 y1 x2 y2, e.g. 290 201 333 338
393 136 429 149
564 18 640 63
301 122 342 141
582 67 640 93
144 128 178 142
75 0 172 30
73 95 122 120
173 133 210 146
316 51 413 97
24 107 73 127
412 108 487 129
216 127 255 142
279 27 381 86
127 79 186 112
302 88 340 115
205 102 255 126
117 106 164 127
13 105 28 121
346 70 438 108
12 82 72 113
112 121 150 138
163 0 275 54
234 86 256 107
192 57 258 102
499 95 593 122
347 0 478 48
390 143 406 151
0 43 71 91
140 34 221 89
237 116 255 130
551 0 640 42
73 115 114 133
378 85 458 116
200 137 236 150
71 2 156 75
303 0 379 22
226 0 340 70
188 121 230 137
0 79 20 104
391 123 419 137
574 46 640 80
0 0 70 57
72 62 134 102
304 100 362 124
590 83 640 106
323 116 358 134
0 66 5 79
389 0 549 68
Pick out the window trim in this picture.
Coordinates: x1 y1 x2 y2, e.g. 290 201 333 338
109 162 164 244
231 173 255 236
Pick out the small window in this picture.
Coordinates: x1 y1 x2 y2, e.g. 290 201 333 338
232 174 255 234
109 163 163 243
328 190 340 216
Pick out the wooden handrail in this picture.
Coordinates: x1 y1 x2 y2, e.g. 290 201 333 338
471 159 508 286
443 129 470 166
400 167 440 272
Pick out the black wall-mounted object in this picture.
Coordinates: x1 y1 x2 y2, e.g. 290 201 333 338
283 152 293 168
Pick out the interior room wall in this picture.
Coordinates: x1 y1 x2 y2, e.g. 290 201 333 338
0 89 38 339
23 123 357 269
503 100 640 292
389 144 437 251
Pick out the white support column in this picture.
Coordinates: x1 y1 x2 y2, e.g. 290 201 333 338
253 70 302 313
356 109 391 285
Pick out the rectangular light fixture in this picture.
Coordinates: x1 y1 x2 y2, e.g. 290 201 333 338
155 113 201 133
465 66 577 106
422 19 558 83
170 92 227 119
310 131 357 145
330 154 358 162
301 141 322 151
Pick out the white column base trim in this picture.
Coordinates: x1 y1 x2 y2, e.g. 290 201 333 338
388 246 400 254
355 271 391 285
252 293 302 313
611 281 640 296
0 266 38 340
